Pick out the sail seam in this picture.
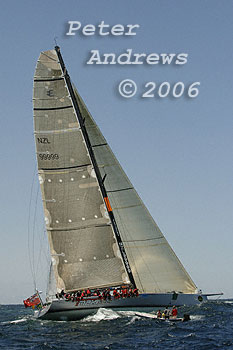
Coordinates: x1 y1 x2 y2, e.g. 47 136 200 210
40 52 58 62
33 97 69 101
113 204 141 210
34 75 62 79
126 242 167 248
35 128 80 134
123 236 164 243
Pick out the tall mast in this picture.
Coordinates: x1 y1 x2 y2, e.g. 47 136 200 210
55 46 136 289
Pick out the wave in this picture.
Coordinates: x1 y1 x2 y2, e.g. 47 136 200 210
190 315 205 321
0 314 36 325
82 308 206 324
82 308 157 323
1 317 29 325
83 308 121 322
125 311 157 319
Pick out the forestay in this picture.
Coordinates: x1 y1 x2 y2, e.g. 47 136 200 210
33 50 127 292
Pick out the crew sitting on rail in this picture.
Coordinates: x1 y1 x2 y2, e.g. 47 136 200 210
128 289 133 297
58 289 65 298
92 289 101 298
59 287 140 301
65 293 71 300
81 290 86 299
107 289 111 300
102 289 112 300
113 289 120 299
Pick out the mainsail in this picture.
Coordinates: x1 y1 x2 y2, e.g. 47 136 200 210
33 48 197 294
33 49 128 291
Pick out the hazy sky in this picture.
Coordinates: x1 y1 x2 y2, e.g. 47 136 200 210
1 0 233 303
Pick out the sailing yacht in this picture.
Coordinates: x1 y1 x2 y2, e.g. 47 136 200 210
32 47 207 320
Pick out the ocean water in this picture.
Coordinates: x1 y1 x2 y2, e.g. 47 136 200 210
0 300 233 349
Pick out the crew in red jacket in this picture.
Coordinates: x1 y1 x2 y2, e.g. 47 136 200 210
171 306 178 317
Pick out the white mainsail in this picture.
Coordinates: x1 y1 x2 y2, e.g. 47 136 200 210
33 50 127 291
33 48 197 295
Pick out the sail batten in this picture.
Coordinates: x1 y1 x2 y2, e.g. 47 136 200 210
34 106 73 111
107 188 134 193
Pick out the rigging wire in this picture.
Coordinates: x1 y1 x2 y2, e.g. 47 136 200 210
54 36 58 46
35 225 50 283
31 183 40 286
27 162 51 293
27 162 37 290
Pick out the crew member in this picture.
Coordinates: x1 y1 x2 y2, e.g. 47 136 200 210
113 289 118 298
171 305 178 318
163 306 170 319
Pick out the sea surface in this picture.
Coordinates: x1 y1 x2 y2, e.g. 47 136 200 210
0 300 233 349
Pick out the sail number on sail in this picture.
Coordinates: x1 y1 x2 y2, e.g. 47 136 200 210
38 154 59 160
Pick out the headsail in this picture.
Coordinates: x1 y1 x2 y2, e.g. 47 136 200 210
73 87 197 295
33 49 128 291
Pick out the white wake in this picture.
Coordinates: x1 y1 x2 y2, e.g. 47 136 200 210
83 308 121 322
82 308 157 323
1 317 30 325
190 315 205 321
